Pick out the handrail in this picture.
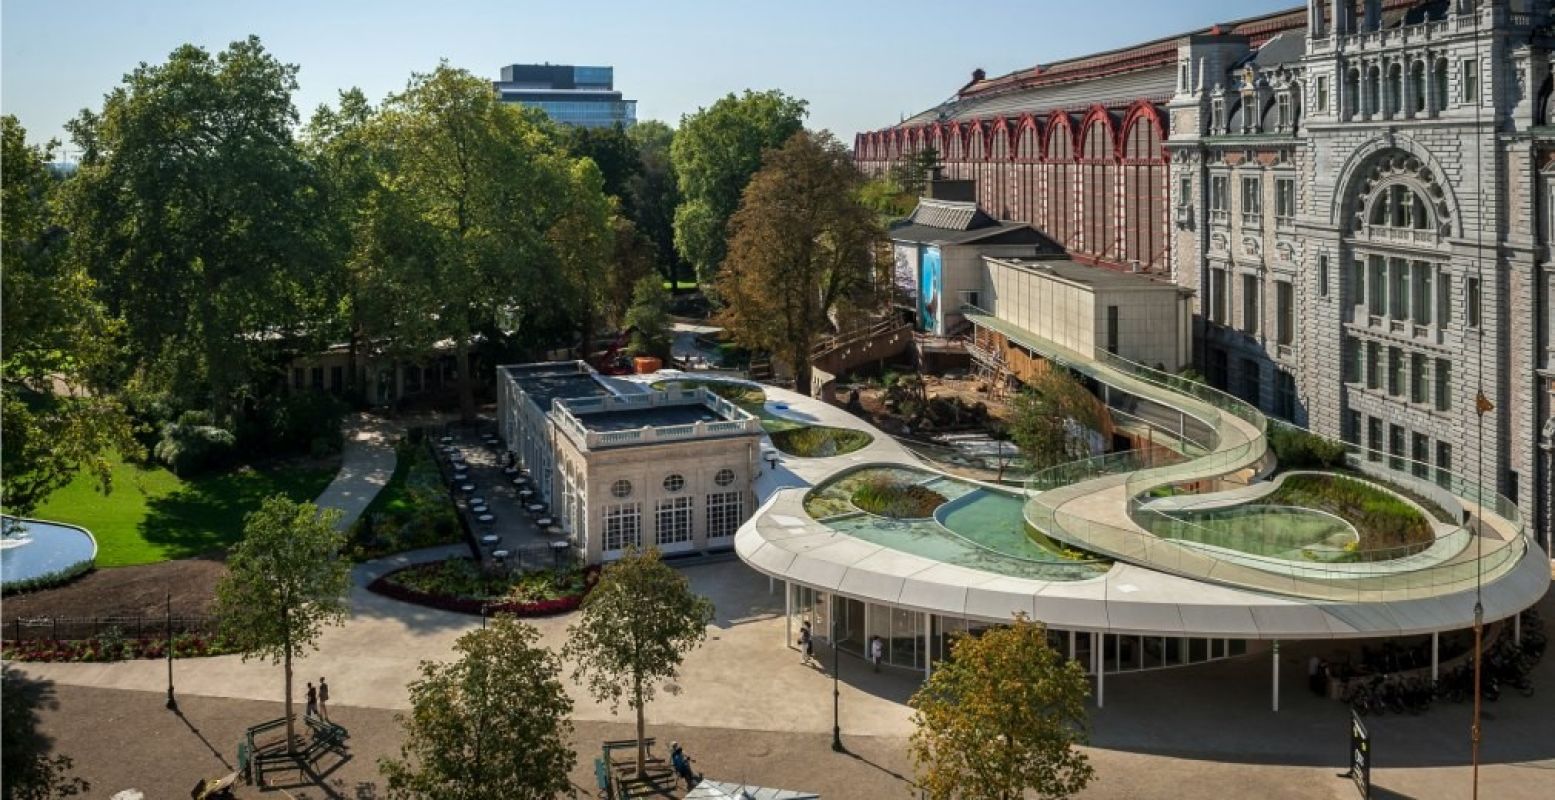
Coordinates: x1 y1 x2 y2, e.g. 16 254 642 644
962 302 1534 601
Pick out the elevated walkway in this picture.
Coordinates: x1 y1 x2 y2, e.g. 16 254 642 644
961 306 1532 603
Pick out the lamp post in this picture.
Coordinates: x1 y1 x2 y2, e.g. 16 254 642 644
165 590 177 711
831 599 844 753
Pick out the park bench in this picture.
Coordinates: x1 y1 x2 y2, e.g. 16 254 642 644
601 738 675 797
303 716 351 760
238 716 291 784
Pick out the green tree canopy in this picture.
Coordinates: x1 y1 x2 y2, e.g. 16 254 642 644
623 120 683 284
715 130 884 394
671 90 807 292
563 548 714 776
564 123 641 201
215 495 350 752
380 616 575 800
909 614 1095 800
1 115 137 517
623 274 672 359
1008 367 1112 472
358 65 612 419
61 36 325 423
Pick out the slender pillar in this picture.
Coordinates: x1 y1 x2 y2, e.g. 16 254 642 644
1272 640 1281 712
924 613 933 679
784 580 792 648
1515 613 1522 644
1069 629 1077 662
1096 632 1106 709
1432 632 1440 682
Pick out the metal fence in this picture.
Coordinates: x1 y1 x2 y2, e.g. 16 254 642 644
4 614 219 643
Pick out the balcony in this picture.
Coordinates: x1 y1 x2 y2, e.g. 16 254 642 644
1360 225 1441 248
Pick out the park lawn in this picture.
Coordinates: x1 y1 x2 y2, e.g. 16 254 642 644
31 456 338 567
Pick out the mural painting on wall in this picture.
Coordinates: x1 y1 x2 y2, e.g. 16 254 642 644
919 247 942 335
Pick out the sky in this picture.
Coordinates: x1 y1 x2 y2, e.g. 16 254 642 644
3 0 1296 154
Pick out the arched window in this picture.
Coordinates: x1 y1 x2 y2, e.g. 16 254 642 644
1409 61 1426 114
1432 59 1449 113
1369 184 1431 230
1386 63 1403 117
1345 68 1361 119
1365 66 1381 117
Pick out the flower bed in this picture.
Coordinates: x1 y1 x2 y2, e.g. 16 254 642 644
1 631 237 663
368 558 600 617
851 476 947 519
345 440 462 562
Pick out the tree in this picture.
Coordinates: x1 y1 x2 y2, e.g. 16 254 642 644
623 120 683 285
563 548 714 777
1 667 89 799
564 123 641 201
715 130 884 395
909 614 1094 800
303 88 380 403
361 65 612 419
1 115 137 518
380 616 574 800
61 37 326 424
859 175 916 219
889 146 941 197
1008 367 1112 472
624 275 672 359
604 215 659 328
671 90 807 291
214 495 350 753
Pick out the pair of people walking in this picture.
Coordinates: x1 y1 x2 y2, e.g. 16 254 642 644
304 676 331 720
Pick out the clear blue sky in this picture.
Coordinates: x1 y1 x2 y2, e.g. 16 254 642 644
3 0 1295 152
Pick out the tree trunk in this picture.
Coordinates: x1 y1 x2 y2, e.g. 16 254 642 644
634 677 647 778
792 345 813 400
283 630 296 754
455 337 476 422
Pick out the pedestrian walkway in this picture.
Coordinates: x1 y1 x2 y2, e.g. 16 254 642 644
313 413 399 531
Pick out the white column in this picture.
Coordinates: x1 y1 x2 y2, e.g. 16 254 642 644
784 581 792 648
1515 613 1522 644
1069 629 1077 662
1272 640 1281 712
1431 632 1440 682
924 613 933 680
1096 632 1106 709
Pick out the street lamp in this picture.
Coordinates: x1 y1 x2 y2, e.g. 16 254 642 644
831 599 844 753
165 590 177 711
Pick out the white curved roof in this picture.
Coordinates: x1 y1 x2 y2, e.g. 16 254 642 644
722 380 1548 640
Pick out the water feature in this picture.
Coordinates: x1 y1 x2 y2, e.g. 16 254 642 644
1 516 97 588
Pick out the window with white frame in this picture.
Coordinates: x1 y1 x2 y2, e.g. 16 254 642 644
714 467 736 487
610 479 633 499
706 491 744 539
1315 75 1328 113
603 502 641 551
1241 176 1262 218
655 496 693 546
1211 175 1228 212
1276 178 1295 220
662 473 685 493
1461 59 1478 103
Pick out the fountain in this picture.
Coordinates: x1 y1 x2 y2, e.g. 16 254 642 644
1 515 97 589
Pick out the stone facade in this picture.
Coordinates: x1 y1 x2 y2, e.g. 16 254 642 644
856 1 1555 552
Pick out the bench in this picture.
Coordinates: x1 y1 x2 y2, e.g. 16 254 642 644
304 716 350 756
239 717 292 784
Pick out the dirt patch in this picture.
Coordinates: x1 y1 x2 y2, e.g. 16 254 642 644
2 557 226 621
843 372 1014 436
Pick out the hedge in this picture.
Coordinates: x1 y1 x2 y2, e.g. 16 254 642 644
367 564 601 617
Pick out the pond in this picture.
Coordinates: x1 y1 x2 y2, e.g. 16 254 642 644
1 517 97 588
1141 504 1360 562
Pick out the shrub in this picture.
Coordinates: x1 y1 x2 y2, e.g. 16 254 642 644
367 559 601 617
1267 474 1432 556
245 391 346 457
1269 426 1348 471
769 425 873 457
851 476 946 519
0 559 95 596
153 420 236 476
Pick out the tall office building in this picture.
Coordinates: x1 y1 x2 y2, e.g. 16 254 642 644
493 63 637 128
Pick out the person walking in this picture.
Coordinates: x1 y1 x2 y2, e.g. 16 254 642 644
670 741 699 790
305 682 318 719
318 677 331 721
798 621 814 665
870 635 884 673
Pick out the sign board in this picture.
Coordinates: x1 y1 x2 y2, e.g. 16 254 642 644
1349 709 1371 799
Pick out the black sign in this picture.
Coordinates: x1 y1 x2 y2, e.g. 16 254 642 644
1350 709 1371 799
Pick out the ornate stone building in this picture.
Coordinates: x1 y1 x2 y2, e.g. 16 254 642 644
853 0 1555 554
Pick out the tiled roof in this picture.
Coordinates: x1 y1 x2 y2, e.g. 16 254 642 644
903 65 1176 125
909 198 997 231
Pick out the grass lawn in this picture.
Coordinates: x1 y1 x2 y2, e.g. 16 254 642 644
30 456 338 567
662 279 699 291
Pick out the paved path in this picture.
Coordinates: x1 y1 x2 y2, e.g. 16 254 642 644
314 413 399 531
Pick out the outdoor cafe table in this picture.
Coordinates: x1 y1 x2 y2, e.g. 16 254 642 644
526 503 545 513
460 483 475 492
502 466 519 476
519 489 533 499
470 496 486 506
471 504 488 515
480 534 499 546
492 549 510 560
477 513 495 523
546 525 563 536
536 517 554 527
